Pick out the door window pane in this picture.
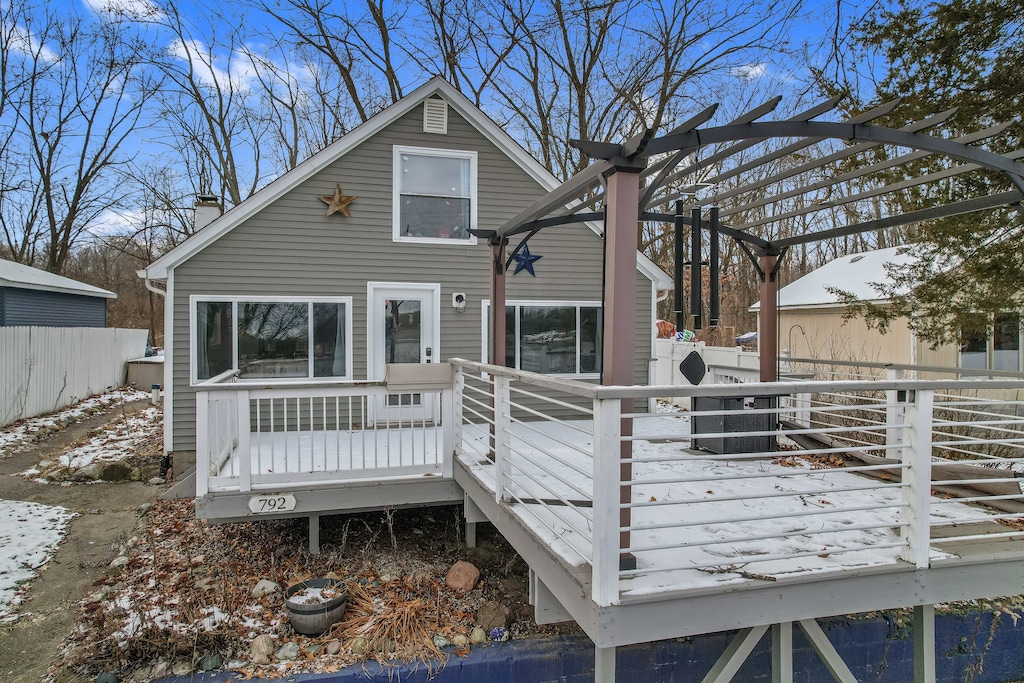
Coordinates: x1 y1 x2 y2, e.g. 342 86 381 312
994 313 1020 371
196 301 232 380
237 302 309 378
384 299 422 363
313 303 347 377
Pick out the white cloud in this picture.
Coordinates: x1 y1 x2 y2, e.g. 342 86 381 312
168 39 314 94
5 23 58 62
731 63 769 80
86 208 145 237
81 0 164 21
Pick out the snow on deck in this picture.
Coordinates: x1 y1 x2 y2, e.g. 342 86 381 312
458 413 983 599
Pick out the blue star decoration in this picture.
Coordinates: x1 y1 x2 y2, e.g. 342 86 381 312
513 244 542 276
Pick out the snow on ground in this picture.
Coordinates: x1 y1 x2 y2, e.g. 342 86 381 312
54 406 161 472
0 389 150 458
458 411 989 598
0 499 76 623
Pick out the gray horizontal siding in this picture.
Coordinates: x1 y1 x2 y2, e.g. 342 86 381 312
170 101 656 451
0 287 107 327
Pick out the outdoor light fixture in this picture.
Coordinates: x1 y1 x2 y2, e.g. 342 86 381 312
452 292 467 313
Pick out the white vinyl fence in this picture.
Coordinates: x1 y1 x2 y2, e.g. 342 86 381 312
653 340 760 407
0 327 149 426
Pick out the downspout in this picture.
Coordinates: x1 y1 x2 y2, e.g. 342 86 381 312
140 272 167 298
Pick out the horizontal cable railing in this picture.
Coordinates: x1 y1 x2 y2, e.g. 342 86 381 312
449 358 1024 608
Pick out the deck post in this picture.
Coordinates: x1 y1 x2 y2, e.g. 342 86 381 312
592 396 622 607
309 513 320 555
602 167 641 568
771 622 793 683
493 376 511 503
594 645 616 683
885 368 905 450
441 386 455 479
237 390 251 492
900 389 934 568
913 604 936 683
195 390 209 497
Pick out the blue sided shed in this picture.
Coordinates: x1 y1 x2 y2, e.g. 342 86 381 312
0 259 116 327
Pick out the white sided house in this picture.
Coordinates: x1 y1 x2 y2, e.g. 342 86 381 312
138 77 669 521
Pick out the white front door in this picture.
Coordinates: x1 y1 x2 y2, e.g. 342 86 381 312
368 283 441 423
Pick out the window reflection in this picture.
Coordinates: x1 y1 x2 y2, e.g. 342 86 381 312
237 302 309 378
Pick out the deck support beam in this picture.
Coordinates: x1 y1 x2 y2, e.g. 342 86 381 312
308 513 320 555
771 622 793 683
913 604 936 683
702 625 769 682
595 645 616 683
798 619 857 683
463 493 487 549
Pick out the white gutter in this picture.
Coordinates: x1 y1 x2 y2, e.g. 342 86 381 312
138 270 167 298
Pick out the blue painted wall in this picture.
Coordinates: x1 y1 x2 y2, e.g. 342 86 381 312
0 286 107 327
164 611 1024 683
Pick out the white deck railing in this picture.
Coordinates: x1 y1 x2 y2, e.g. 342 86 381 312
195 380 454 495
449 358 1024 608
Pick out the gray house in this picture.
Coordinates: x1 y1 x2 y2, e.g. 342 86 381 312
139 78 671 456
0 259 116 327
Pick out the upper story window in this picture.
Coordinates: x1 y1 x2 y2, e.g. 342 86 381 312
192 296 353 384
959 313 1021 372
393 146 477 244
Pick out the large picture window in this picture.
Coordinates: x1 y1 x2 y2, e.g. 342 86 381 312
192 297 352 383
483 301 602 376
393 146 477 243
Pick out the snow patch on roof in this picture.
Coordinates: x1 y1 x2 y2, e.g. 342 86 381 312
750 246 914 311
0 259 116 299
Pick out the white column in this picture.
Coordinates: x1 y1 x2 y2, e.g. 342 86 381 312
900 390 934 568
913 604 936 683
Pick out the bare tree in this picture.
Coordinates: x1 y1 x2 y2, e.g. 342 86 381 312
1 3 159 273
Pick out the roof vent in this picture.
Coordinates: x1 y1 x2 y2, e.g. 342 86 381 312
423 99 448 134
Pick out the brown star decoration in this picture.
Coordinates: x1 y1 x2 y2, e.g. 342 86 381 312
319 184 357 217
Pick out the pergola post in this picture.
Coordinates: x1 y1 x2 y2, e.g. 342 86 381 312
758 251 780 382
489 237 507 461
603 167 642 569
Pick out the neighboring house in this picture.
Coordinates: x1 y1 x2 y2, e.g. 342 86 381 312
749 246 1024 372
138 77 671 455
0 259 116 327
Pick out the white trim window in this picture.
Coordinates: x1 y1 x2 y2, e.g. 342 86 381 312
393 145 477 244
959 313 1022 371
191 296 354 384
483 300 602 377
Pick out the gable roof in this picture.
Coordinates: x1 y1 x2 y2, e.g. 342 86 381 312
749 246 914 311
0 259 116 299
139 77 670 289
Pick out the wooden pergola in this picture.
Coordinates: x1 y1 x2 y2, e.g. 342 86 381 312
471 96 1024 572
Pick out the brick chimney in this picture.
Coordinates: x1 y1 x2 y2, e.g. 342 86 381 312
194 193 222 231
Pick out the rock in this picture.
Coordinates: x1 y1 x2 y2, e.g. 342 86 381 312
251 579 280 598
170 660 192 676
225 659 247 670
250 635 275 664
445 561 480 591
149 662 168 678
94 673 118 683
197 652 223 671
73 463 103 481
137 502 153 516
325 640 341 655
100 461 133 482
475 601 510 631
190 554 206 566
194 576 217 591
129 468 142 481
490 627 510 642
451 633 470 647
274 642 300 661
432 635 450 648
109 555 130 570
129 666 151 682
148 476 166 485
470 627 488 644
37 460 55 472
307 644 322 655
350 637 368 655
